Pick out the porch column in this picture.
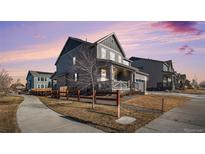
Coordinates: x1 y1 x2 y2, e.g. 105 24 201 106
130 72 134 90
172 75 175 91
110 64 114 80
144 76 147 95
110 65 113 91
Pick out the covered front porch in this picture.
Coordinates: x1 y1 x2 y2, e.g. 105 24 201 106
162 72 175 90
97 64 134 91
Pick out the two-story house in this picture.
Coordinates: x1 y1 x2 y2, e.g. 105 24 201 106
51 33 148 93
130 57 176 91
26 70 53 91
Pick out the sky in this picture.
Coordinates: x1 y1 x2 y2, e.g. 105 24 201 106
0 21 205 84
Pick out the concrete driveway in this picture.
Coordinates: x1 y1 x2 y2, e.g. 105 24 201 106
17 95 103 133
136 94 205 133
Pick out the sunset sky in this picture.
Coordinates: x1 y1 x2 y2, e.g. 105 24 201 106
0 21 205 84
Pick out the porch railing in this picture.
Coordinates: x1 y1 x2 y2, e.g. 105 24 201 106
112 80 130 90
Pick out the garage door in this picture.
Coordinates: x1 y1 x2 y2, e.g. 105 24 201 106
135 80 144 92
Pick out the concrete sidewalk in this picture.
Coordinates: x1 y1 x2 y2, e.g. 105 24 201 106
17 95 103 133
136 95 205 133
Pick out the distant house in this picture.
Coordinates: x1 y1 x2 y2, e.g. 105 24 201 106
51 33 148 93
130 57 176 91
175 73 187 89
26 71 53 91
10 83 25 94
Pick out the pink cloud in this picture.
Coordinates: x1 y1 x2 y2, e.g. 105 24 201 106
178 45 195 55
152 21 203 35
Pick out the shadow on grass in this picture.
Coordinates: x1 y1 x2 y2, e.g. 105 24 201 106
87 109 117 117
60 115 123 132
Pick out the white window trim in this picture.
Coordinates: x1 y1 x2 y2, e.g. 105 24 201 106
118 55 122 63
123 60 129 66
73 57 76 65
101 48 106 59
110 51 115 61
74 73 78 81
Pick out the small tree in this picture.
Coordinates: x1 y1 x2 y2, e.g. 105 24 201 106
0 69 13 95
66 44 98 109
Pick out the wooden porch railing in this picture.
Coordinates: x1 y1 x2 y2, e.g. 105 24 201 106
112 80 130 90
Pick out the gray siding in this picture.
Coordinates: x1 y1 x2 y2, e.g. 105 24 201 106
97 44 130 66
132 60 163 88
101 35 121 52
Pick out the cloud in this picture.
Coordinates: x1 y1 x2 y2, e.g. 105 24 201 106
178 45 195 55
152 21 203 35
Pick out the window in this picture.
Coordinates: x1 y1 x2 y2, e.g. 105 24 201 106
41 84 44 88
45 77 47 81
41 77 44 81
73 57 76 65
101 48 106 59
37 84 40 88
118 55 122 63
74 73 78 81
38 77 40 81
101 69 107 81
110 52 115 61
123 60 129 66
163 64 168 71
45 85 48 88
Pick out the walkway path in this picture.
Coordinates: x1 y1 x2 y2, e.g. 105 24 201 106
17 95 102 133
136 95 205 133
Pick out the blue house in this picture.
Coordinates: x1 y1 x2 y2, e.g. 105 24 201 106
26 70 53 91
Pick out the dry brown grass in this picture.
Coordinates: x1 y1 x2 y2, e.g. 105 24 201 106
40 94 189 132
0 95 24 132
40 97 161 132
125 94 190 112
175 89 205 95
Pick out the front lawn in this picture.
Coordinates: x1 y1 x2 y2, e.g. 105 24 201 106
0 95 24 132
40 94 189 133
125 94 190 112
174 89 205 95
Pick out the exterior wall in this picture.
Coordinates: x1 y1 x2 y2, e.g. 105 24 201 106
26 74 34 90
132 59 163 89
56 47 76 74
97 44 130 66
55 44 97 90
100 35 121 52
34 76 51 88
56 76 66 88
26 73 52 91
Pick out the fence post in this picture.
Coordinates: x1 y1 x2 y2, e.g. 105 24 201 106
66 89 69 100
161 98 164 113
77 90 80 102
117 90 120 118
57 90 59 99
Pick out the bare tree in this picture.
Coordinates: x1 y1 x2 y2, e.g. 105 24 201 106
65 44 99 109
0 69 13 95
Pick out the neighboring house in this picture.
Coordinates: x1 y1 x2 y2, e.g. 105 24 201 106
51 33 148 93
130 57 176 91
175 73 187 89
10 83 25 93
26 71 53 91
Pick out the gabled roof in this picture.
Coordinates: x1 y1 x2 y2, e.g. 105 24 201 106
55 37 92 65
55 33 126 66
94 32 126 57
26 70 53 80
130 57 172 66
